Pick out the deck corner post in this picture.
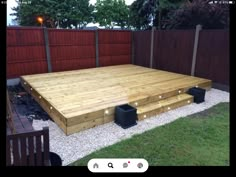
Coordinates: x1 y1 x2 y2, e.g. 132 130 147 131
95 30 99 67
191 24 202 76
43 27 52 72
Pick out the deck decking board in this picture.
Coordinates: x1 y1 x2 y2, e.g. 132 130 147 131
21 64 211 135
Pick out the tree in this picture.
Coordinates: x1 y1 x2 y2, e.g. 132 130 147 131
129 0 186 30
129 0 151 30
95 0 129 29
62 0 94 29
11 0 94 29
166 0 229 29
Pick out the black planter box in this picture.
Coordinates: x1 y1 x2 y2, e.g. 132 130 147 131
187 87 206 104
115 104 137 129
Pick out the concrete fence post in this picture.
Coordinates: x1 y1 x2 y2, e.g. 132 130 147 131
150 27 156 68
95 30 99 67
131 31 135 64
191 24 202 76
43 27 52 72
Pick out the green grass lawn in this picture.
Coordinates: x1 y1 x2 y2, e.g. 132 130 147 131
70 102 229 166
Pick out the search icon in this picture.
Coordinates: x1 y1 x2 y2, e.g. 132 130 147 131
108 162 113 168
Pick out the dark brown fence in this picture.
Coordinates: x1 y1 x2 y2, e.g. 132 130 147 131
133 29 229 85
153 30 195 75
195 30 229 85
133 31 151 67
7 27 132 78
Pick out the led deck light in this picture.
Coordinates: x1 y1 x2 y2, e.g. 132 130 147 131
50 106 53 110
178 90 181 94
187 100 191 104
30 88 33 90
159 95 162 99
134 102 138 106
39 96 41 99
168 107 171 110
144 115 147 118
105 110 109 114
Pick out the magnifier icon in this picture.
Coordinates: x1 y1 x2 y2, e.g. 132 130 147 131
108 162 113 168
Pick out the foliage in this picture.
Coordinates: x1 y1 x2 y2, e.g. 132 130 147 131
129 0 186 30
11 0 94 29
70 103 229 166
95 0 129 29
166 0 230 29
129 0 151 30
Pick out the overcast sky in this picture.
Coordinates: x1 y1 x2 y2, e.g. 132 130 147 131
7 0 135 25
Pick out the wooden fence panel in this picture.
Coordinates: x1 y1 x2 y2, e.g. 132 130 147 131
98 30 131 66
195 30 229 85
7 27 229 86
48 29 96 72
153 30 195 75
7 27 47 78
133 31 151 67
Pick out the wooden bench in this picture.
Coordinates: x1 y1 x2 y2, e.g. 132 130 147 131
6 127 50 166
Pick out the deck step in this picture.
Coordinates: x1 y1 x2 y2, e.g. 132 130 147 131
137 93 193 120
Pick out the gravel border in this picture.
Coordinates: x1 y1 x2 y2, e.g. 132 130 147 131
32 88 229 166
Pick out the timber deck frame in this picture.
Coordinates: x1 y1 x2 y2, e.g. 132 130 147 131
20 64 212 135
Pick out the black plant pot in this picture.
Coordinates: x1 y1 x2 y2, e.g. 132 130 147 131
115 104 137 129
187 87 206 104
49 152 62 166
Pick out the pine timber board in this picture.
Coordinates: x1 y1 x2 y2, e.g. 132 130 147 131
20 64 212 135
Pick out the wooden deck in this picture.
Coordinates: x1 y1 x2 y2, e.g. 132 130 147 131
20 64 212 135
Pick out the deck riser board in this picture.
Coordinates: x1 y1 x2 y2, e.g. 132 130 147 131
138 95 194 120
21 79 68 133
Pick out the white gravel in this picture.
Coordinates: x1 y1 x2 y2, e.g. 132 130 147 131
32 88 229 166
